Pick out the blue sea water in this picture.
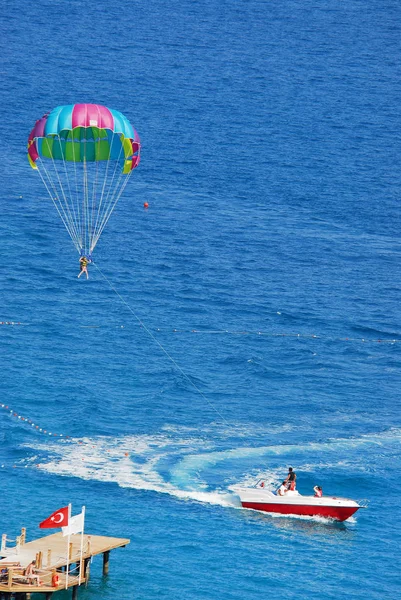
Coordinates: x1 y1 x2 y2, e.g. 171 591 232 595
1 0 401 598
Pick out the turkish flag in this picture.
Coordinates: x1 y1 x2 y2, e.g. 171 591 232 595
39 506 69 529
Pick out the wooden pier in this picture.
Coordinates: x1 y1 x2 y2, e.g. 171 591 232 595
0 529 129 599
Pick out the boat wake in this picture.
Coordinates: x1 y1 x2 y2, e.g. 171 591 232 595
23 431 242 509
20 426 401 511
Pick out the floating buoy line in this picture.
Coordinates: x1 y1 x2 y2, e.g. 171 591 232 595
1 264 399 451
139 329 400 344
1 321 398 344
0 403 69 438
0 403 132 469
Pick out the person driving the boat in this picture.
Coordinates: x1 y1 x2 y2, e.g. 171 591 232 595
284 467 297 491
277 482 288 496
313 485 323 497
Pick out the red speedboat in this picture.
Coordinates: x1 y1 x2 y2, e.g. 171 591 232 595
236 481 362 522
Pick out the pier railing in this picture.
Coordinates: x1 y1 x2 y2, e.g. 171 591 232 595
1 528 129 597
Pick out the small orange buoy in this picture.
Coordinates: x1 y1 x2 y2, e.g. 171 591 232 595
124 452 129 457
52 573 60 587
144 202 149 209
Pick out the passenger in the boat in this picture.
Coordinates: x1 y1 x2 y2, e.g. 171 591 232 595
284 467 297 491
277 482 288 496
313 485 323 497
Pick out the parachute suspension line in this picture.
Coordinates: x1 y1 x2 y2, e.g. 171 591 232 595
92 174 128 252
44 138 81 248
82 156 90 256
35 154 59 201
91 129 117 252
88 140 101 255
92 262 230 426
85 155 92 256
92 171 132 251
71 135 82 251
91 132 119 252
36 154 80 253
103 135 126 209
38 144 79 250
56 134 81 248
90 137 127 253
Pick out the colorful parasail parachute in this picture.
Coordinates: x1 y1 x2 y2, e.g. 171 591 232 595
28 103 141 257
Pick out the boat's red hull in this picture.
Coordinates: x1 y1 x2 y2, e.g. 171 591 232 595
241 501 359 522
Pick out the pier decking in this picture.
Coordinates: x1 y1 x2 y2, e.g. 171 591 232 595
0 530 129 599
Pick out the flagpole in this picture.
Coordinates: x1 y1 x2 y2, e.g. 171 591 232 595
65 503 71 590
78 506 85 585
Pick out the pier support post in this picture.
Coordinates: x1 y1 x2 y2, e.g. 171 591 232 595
8 568 13 590
45 593 54 600
102 551 110 575
84 558 90 582
72 585 78 600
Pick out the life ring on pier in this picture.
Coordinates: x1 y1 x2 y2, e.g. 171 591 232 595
52 573 60 587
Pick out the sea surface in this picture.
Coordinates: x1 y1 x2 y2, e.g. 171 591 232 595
1 1 400 598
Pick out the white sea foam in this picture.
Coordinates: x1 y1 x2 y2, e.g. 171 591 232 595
22 426 401 512
23 433 240 509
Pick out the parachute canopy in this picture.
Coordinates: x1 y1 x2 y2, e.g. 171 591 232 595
28 103 141 256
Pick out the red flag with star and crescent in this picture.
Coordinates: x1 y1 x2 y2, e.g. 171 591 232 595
39 506 69 529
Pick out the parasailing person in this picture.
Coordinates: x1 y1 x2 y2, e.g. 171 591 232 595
78 255 91 279
27 103 141 273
